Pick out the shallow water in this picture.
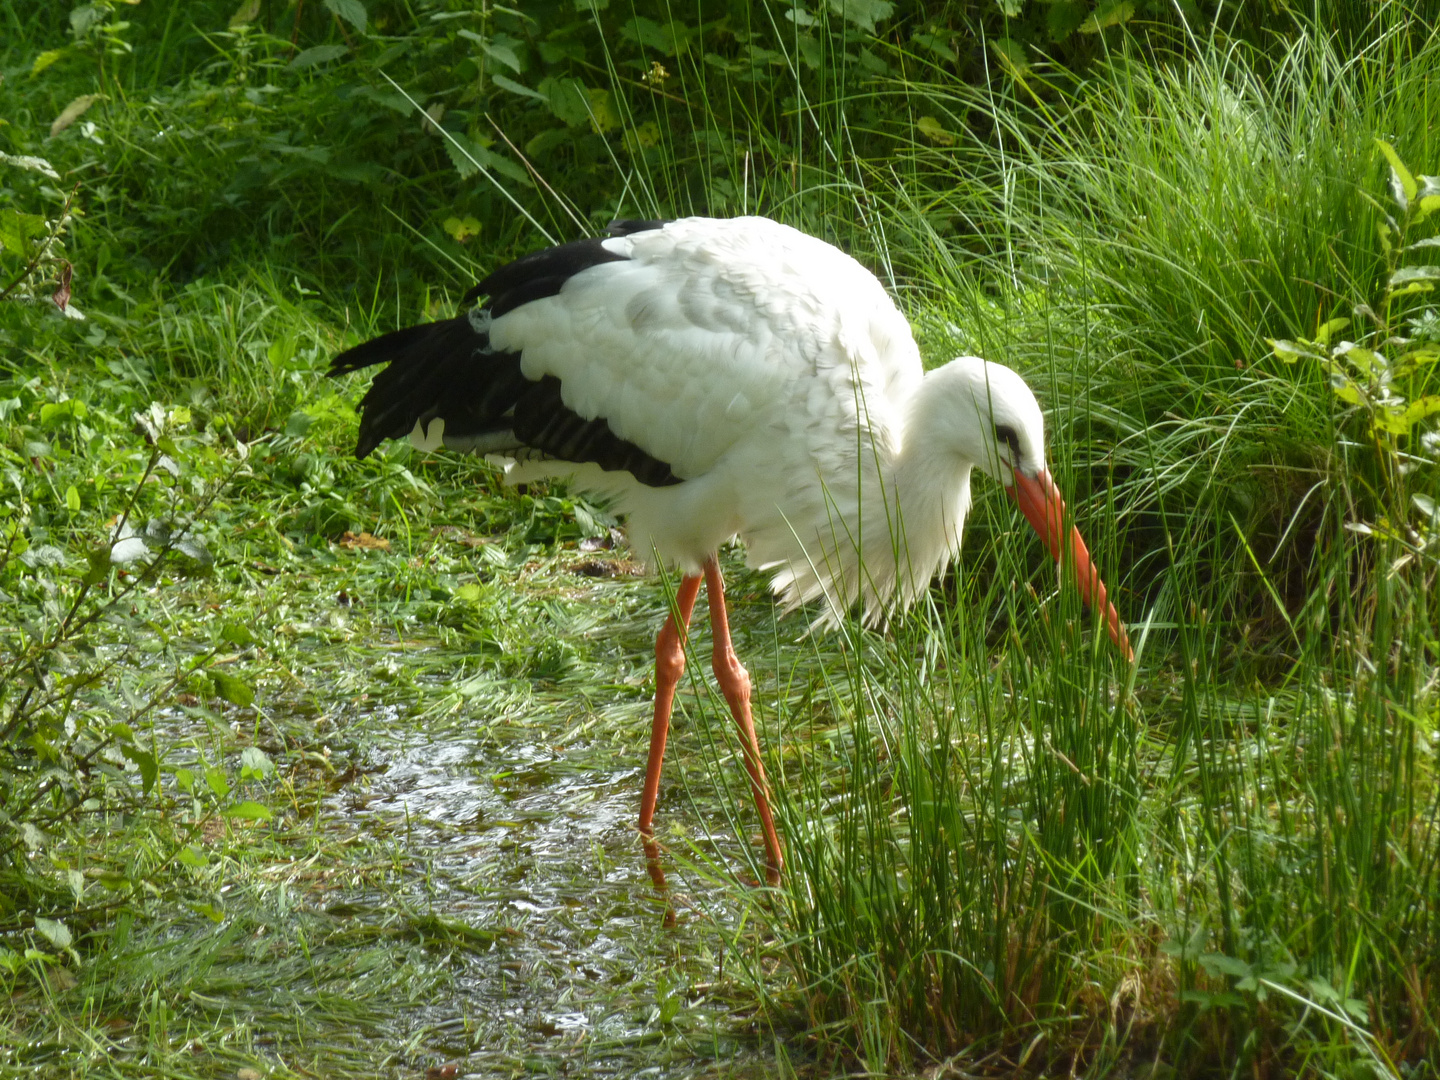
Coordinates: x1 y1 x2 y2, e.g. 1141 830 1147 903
332 709 784 1078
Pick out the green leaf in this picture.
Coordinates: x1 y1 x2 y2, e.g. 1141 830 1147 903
990 36 1029 77
175 767 195 794
1266 338 1320 363
1400 396 1440 428
0 209 45 260
491 74 545 101
223 800 274 821
541 77 592 127
205 766 231 799
443 131 529 184
229 0 261 28
1047 0 1088 40
1198 953 1252 979
827 0 895 32
177 845 209 869
322 0 366 33
290 44 348 69
210 670 255 708
121 745 159 794
1313 317 1350 345
994 0 1023 15
240 747 275 781
444 215 483 242
1375 138 1417 207
1391 265 1440 287
916 116 954 146
64 485 80 512
39 399 86 425
1337 344 1384 376
190 903 225 923
482 39 522 74
221 622 256 646
1081 0 1135 32
34 918 71 950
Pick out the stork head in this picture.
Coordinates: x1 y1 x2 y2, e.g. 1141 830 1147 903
932 356 1133 663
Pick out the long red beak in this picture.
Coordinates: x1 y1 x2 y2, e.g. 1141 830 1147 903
1007 469 1133 663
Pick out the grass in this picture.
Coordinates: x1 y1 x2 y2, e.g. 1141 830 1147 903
3 2 1440 1078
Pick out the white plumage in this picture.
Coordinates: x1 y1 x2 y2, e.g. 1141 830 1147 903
333 216 1131 884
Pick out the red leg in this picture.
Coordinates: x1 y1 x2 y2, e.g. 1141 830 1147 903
703 556 784 885
639 573 702 850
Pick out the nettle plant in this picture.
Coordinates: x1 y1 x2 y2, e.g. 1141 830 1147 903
1269 140 1440 566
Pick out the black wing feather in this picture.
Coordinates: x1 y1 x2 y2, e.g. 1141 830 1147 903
331 226 682 486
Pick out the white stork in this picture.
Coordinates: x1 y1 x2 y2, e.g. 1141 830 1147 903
331 216 1132 885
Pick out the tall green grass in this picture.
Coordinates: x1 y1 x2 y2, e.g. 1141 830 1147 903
679 14 1440 1077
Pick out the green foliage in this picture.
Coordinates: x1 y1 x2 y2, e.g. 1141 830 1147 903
2 0 1438 1076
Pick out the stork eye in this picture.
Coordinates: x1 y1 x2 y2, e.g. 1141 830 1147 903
994 424 1021 461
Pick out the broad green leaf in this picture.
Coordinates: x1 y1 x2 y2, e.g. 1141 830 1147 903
323 0 366 33
1313 317 1350 345
1400 396 1440 428
290 44 348 68
177 845 209 869
994 0 1023 15
990 36 1029 76
827 0 894 32
1266 338 1321 363
1390 282 1434 299
34 918 71 950
221 622 256 646
1375 138 1417 207
190 903 225 923
229 0 261 27
542 77 592 127
1081 0 1135 32
1337 344 1384 375
121 745 158 794
240 747 275 781
623 16 676 54
916 116 954 146
482 40 522 74
490 74 544 101
1198 953 1251 979
1047 0 1088 40
443 131 528 183
40 399 86 424
223 800 274 821
1391 265 1440 286
210 670 255 708
205 766 232 799
1373 403 1410 435
0 209 46 258
444 215 482 242
64 485 80 511
1326 369 1364 405
175 767 195 793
